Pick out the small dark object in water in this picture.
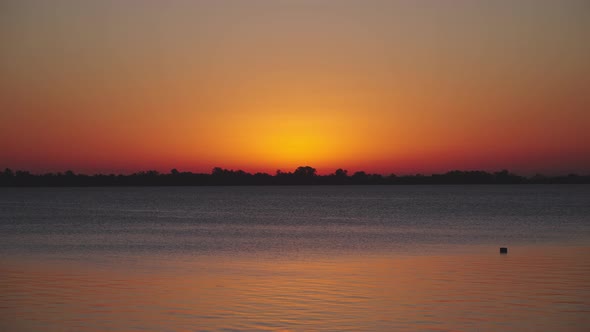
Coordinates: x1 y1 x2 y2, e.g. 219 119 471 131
500 247 508 254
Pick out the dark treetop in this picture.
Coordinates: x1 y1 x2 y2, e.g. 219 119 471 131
1 167 589 186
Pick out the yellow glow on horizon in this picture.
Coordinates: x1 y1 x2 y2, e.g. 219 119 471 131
254 125 340 165
225 110 363 167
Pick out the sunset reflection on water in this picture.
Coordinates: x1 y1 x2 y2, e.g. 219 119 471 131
1 246 589 331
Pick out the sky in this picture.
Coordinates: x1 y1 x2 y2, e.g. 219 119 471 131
1 0 589 175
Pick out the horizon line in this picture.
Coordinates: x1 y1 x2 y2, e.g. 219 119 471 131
2 166 589 178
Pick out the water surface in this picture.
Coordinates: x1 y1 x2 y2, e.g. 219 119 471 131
1 185 589 331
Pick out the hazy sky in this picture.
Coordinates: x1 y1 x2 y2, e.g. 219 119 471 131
1 0 589 174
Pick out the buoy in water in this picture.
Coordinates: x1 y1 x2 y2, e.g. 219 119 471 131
500 247 508 254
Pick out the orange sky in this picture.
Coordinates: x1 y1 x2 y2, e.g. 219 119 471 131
1 0 589 175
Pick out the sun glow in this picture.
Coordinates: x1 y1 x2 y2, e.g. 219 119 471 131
257 126 337 164
234 111 356 167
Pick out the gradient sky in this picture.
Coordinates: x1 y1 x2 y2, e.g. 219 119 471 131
1 0 589 175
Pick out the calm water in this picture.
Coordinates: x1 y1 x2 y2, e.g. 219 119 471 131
1 185 589 331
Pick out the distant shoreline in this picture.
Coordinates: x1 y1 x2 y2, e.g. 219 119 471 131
2 167 589 186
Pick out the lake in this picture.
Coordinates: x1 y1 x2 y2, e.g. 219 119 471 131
1 185 589 331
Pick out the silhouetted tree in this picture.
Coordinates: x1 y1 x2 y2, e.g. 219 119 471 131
294 166 317 177
212 167 224 176
3 168 14 177
15 170 31 177
351 171 368 184
334 168 348 178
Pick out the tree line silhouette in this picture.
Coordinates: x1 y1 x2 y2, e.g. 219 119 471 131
1 166 588 186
